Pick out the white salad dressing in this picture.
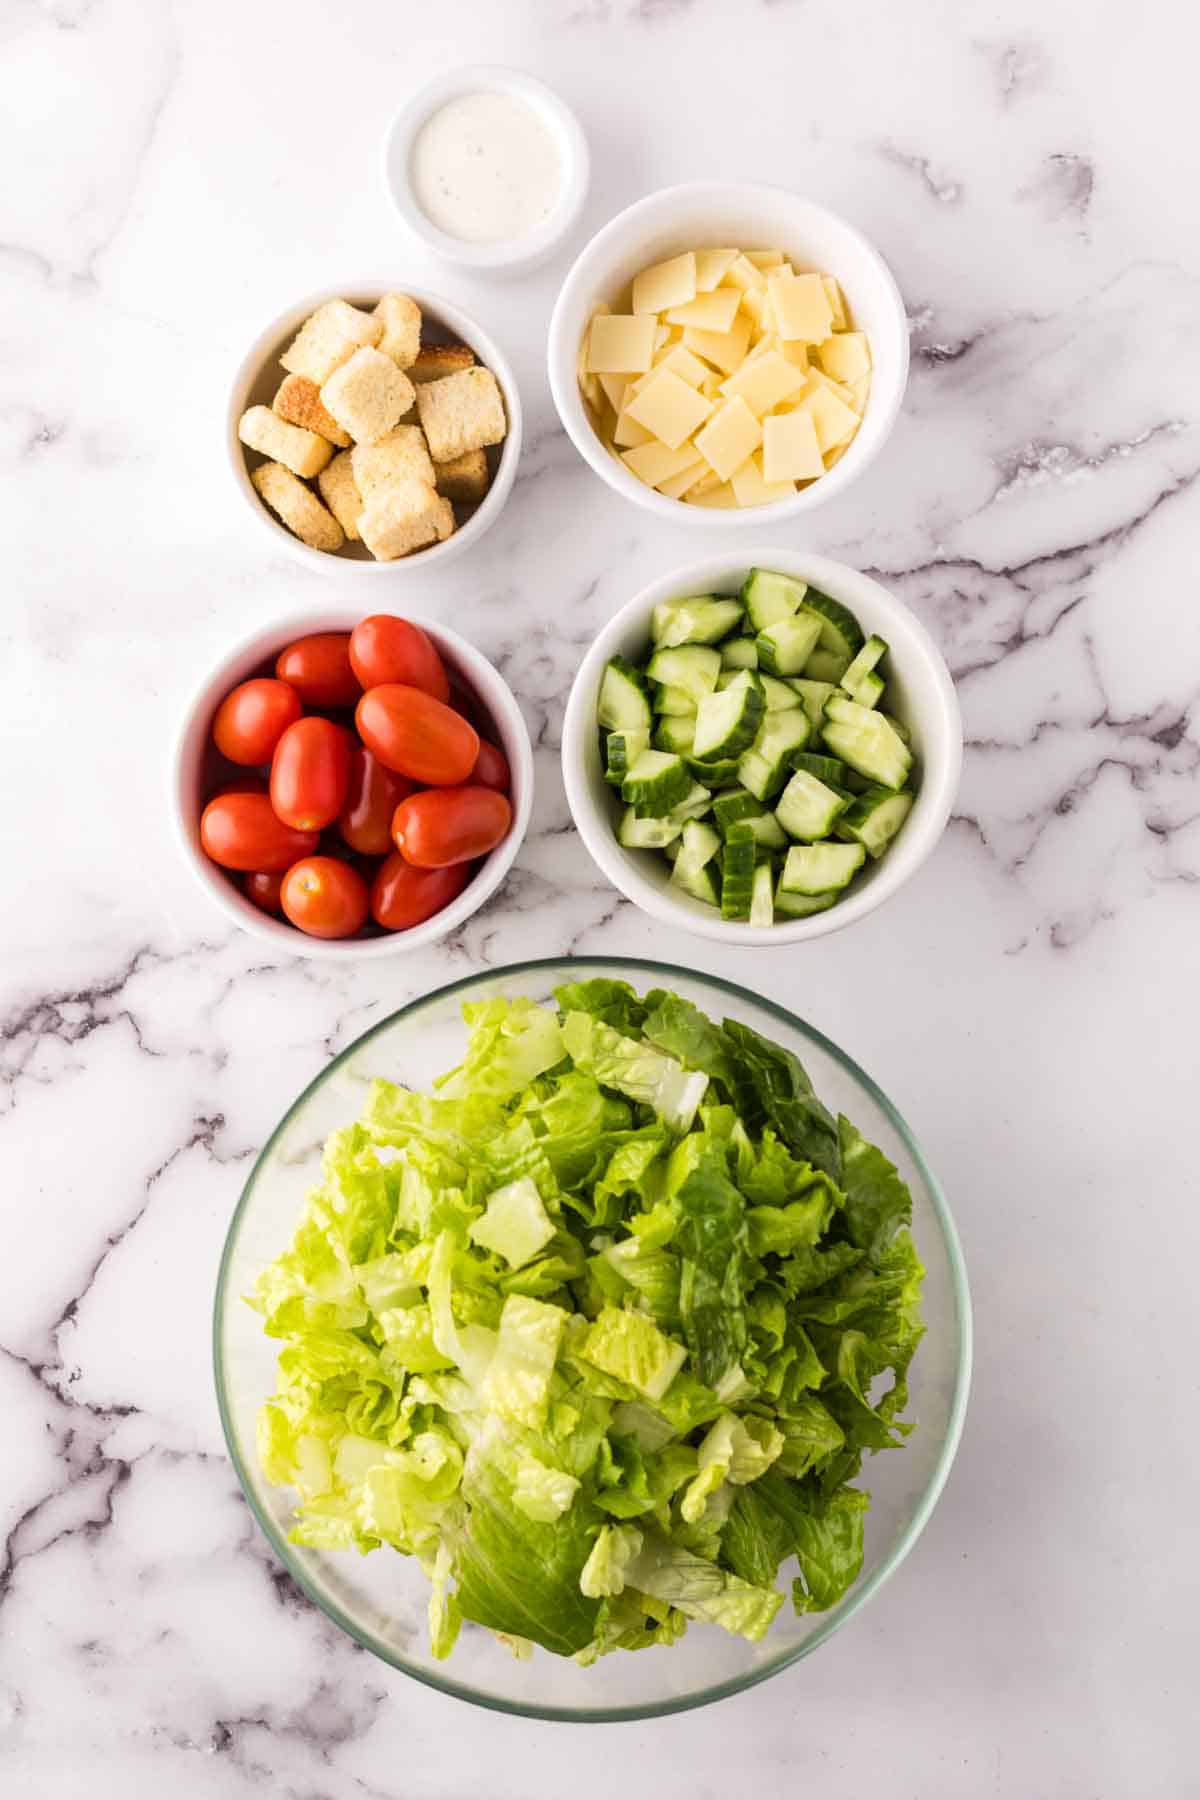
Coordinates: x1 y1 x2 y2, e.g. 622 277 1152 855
409 91 563 245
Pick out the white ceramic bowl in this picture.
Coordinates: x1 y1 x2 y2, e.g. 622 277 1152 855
382 66 590 274
171 608 533 960
228 283 522 573
562 550 961 946
548 183 909 525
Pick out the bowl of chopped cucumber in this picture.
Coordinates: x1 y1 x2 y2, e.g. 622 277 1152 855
562 552 961 944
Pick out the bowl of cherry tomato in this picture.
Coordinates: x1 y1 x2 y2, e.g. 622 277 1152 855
171 609 533 956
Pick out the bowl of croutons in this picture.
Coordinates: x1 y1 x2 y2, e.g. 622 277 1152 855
229 284 521 570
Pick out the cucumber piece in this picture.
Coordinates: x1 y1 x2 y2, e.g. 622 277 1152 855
687 756 742 788
757 672 802 713
749 861 774 927
804 648 853 683
789 751 851 785
881 713 912 745
798 587 865 662
655 685 698 717
618 808 682 851
774 885 838 918
664 837 682 864
780 842 866 895
720 637 759 671
692 674 765 760
673 819 721 881
720 829 758 919
651 597 743 647
775 770 850 841
740 567 808 631
835 787 915 859
604 727 650 785
712 788 765 834
840 635 888 709
755 611 823 677
652 714 696 754
666 782 713 824
671 860 721 907
789 678 839 732
821 695 913 791
646 645 721 704
621 749 692 816
598 657 653 733
737 708 812 802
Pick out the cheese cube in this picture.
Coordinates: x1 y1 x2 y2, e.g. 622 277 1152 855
720 253 767 294
632 252 698 315
694 247 739 292
744 249 786 270
849 374 871 414
823 439 852 472
816 332 872 384
805 367 857 408
767 271 835 343
739 286 768 332
587 313 658 374
763 410 824 482
729 453 796 507
597 372 630 413
777 338 810 373
629 344 709 397
613 408 655 448
719 349 807 417
657 456 707 499
623 369 714 449
694 395 763 481
665 287 742 333
684 466 722 500
691 482 739 508
620 439 704 488
682 316 752 375
798 383 860 455
822 275 849 330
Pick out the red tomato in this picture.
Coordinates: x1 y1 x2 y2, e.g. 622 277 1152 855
275 633 360 708
392 786 512 867
337 748 415 856
212 678 302 766
349 615 450 702
280 856 370 939
470 739 510 793
200 794 318 871
270 718 352 832
244 870 285 914
371 852 470 930
356 685 480 785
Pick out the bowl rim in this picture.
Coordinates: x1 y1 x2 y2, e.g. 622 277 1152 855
213 954 973 1723
562 549 962 946
547 180 910 525
169 605 533 959
227 280 523 573
381 64 591 271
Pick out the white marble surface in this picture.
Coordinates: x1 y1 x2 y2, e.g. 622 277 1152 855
2 0 1197 1792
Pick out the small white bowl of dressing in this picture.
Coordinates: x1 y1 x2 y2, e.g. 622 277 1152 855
383 67 590 275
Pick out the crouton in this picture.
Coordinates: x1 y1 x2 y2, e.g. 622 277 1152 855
352 425 436 500
410 342 475 384
320 348 416 446
280 300 382 385
272 374 351 448
238 405 333 479
252 462 344 553
415 367 507 464
359 478 454 561
374 293 422 369
435 448 490 504
317 451 362 541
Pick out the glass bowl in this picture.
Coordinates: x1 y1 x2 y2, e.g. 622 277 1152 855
213 957 971 1722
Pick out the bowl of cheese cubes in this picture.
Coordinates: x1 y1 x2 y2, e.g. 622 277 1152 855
562 548 961 945
229 283 521 569
548 184 908 520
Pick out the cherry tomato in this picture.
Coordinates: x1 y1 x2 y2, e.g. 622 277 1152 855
349 615 450 702
337 748 415 856
275 633 360 708
212 678 302 766
200 793 318 871
470 739 510 793
244 870 285 914
392 786 512 867
356 685 480 785
280 856 370 939
371 852 471 931
270 718 352 832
